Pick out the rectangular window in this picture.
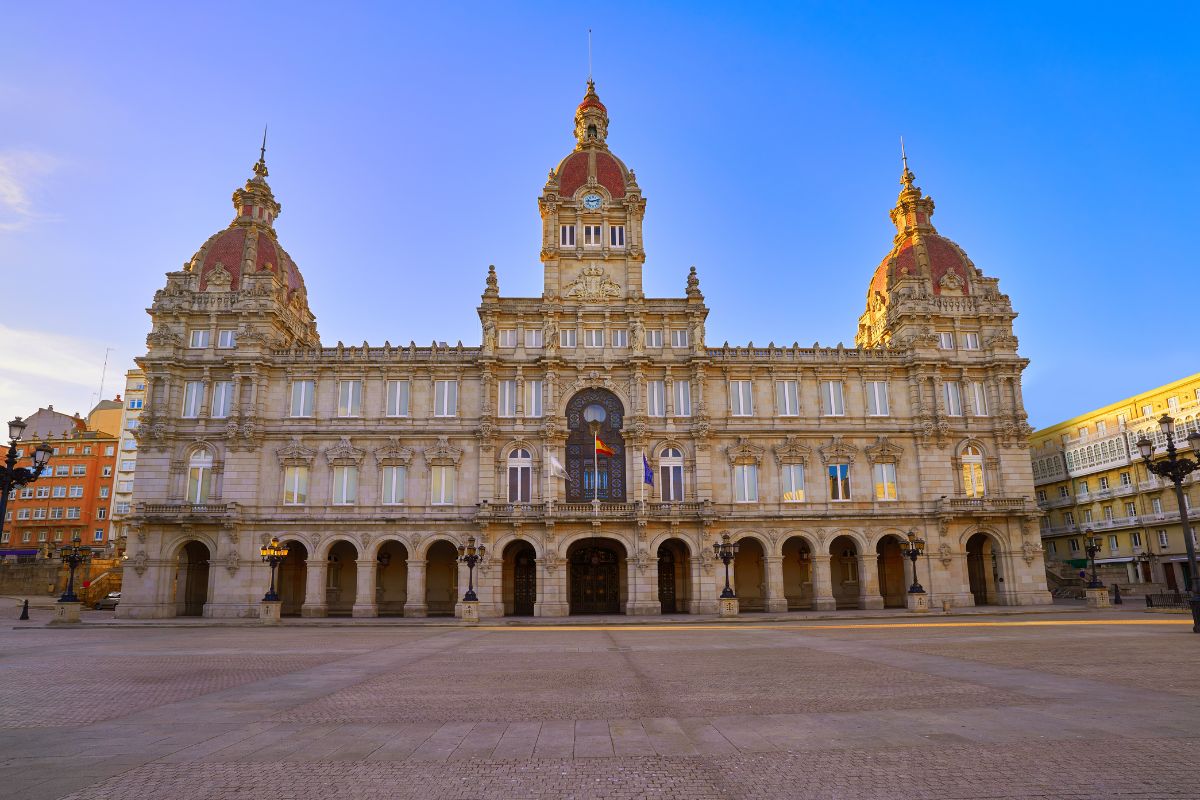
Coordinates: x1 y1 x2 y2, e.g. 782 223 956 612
1079 480 1089 495
1046 540 1056 555
105 445 115 456
944 381 963 416
508 461 532 503
821 380 845 416
583 224 602 245
525 380 543 418
1131 531 1142 548
182 381 204 418
660 462 684 502
866 381 890 416
68 485 83 498
611 329 628 348
282 466 308 505
970 381 988 416
1125 502 1137 517
782 464 805 502
1158 530 1169 547
128 398 143 409
1036 490 1046 503
557 329 577 349
937 331 955 350
645 329 663 348
1142 404 1153 418
1108 535 1119 551
96 508 107 520
1099 476 1110 490
52 486 66 498
72 465 87 476
16 510 28 520
431 466 455 505
963 332 980 350
117 480 133 493
609 225 625 247
332 466 358 505
217 329 237 348
210 381 234 418
1168 396 1180 413
94 529 104 543
560 224 576 246
1078 426 1088 440
337 380 362 417
66 508 80 519
115 502 130 514
189 329 210 348
434 380 458 417
120 460 136 472
289 380 315 417
122 439 137 451
674 380 692 417
730 380 754 416
524 329 543 348
873 463 898 501
36 487 50 498
828 463 852 501
584 329 604 348
385 380 410 417
125 419 138 429
187 463 210 503
498 380 517 417
647 381 665 417
50 508 63 519
498 329 517 348
54 466 68 476
1064 511 1075 526
1096 420 1107 435
1103 506 1114 520
733 464 758 503
1152 498 1162 513
671 329 689 348
776 380 799 416
382 467 407 505
1069 538 1079 553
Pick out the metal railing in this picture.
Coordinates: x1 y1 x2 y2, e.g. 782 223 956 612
1145 591 1194 610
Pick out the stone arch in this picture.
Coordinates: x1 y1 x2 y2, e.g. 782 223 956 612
413 534 466 561
957 524 1009 550
772 529 819 557
324 539 359 616
823 528 867 555
278 539 309 617
556 379 632 420
313 534 366 561
564 387 627 503
173 539 212 617
655 536 692 614
168 532 218 560
566 535 629 614
492 532 545 559
731 532 769 611
558 529 634 559
375 539 409 616
500 538 539 616
965 529 1006 606
780 533 816 610
501 440 542 464
873 531 909 609
424 539 460 616
827 532 862 609
647 531 699 558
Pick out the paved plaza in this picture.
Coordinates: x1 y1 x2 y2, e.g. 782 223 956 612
2 608 1198 799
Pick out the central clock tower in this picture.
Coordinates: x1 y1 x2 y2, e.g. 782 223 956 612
538 81 646 301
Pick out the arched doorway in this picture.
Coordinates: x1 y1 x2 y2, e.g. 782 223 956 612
326 540 358 616
829 535 860 609
175 540 210 617
966 532 1001 605
376 541 408 616
568 537 626 614
657 539 691 613
876 536 906 608
781 536 813 610
565 389 626 503
502 541 537 616
425 540 459 616
733 537 766 611
279 541 308 617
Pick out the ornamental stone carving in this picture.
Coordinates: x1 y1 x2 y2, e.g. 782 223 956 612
374 437 414 466
424 436 463 467
864 436 903 464
276 437 315 466
323 437 364 466
774 435 811 466
726 437 765 465
565 265 621 301
818 437 858 465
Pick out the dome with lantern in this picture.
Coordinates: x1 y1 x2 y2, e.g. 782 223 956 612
549 81 637 201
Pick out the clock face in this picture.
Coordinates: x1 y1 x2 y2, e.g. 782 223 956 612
582 194 603 210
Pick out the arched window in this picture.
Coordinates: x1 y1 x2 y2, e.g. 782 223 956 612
962 445 985 498
659 447 684 502
187 450 213 504
508 448 532 503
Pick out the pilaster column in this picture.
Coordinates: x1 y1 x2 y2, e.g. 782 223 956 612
301 558 328 617
763 555 788 613
810 554 837 611
858 554 884 609
534 556 568 617
403 559 428 617
626 556 661 616
352 559 378 617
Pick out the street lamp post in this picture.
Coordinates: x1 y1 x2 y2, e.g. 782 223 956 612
58 535 91 603
457 536 486 602
1136 415 1200 633
259 536 289 601
0 417 54 540
713 532 739 599
899 530 927 593
1083 529 1103 589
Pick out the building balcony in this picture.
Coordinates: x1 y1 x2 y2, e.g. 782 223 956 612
1086 516 1141 531
1043 523 1080 536
476 499 717 524
137 502 236 520
935 496 1033 515
1039 495 1074 510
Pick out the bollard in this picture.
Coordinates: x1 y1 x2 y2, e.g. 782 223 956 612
1112 585 1123 605
19 599 30 620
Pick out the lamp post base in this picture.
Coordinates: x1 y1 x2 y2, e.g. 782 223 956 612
460 600 480 623
50 601 82 625
259 600 282 625
718 597 739 618
906 592 930 613
1085 587 1111 609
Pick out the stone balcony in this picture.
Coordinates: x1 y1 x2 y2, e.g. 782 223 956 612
476 499 717 525
934 496 1033 516
136 502 237 521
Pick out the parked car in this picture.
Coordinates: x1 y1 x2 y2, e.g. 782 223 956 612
94 592 120 610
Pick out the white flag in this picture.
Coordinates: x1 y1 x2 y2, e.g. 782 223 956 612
549 455 568 479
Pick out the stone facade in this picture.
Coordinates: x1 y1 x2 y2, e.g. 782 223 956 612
117 84 1051 619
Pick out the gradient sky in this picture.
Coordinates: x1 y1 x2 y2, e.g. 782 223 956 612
1 2 1196 430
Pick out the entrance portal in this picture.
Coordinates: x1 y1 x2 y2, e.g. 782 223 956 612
876 537 906 608
568 538 625 614
279 541 307 617
564 389 626 503
966 532 1000 605
503 541 537 616
175 540 210 617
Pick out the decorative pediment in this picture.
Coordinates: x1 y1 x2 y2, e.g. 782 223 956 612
773 435 811 466
276 437 315 466
726 436 764 466
373 437 413 466
864 436 903 464
424 436 463 467
146 325 182 347
205 262 233 290
323 436 365 466
818 436 858 465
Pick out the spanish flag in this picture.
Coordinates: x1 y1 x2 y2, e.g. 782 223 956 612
595 435 616 457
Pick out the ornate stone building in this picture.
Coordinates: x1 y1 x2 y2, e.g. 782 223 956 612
117 83 1051 619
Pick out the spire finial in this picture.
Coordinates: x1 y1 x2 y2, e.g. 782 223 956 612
587 28 593 83
899 135 915 189
253 124 269 179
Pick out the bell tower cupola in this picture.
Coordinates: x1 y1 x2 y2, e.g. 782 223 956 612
574 80 610 149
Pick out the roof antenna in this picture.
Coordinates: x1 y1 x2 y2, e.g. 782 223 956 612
587 28 593 83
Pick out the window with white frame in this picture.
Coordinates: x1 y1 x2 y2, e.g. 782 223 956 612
331 465 357 505
1096 420 1107 435
660 448 684 501
647 381 665 417
289 380 315 417
122 440 136 451
52 486 66 498
560 224 576 246
217 329 237 348
611 329 628 348
1152 497 1162 513
498 329 517 348
584 329 604 348
1142 404 1153 418
944 381 963 416
1158 529 1169 547
381 465 406 505
105 445 115 456
66 507 80 519
873 463 898 500
970 381 988 416
525 329 543 348
645 329 663 348
431 465 455 505
188 329 210 348
962 445 985 497
1103 506 1114 520
937 331 955 350
385 380 410 417
733 463 758 502
508 448 532 503
50 508 63 519
828 463 851 500
120 459 135 472
117 480 133 493
782 464 805 502
1125 502 1137 518
1167 396 1180 413
821 380 845 416
96 508 106 520
525 380 543 418
1120 471 1132 486
1131 531 1142 548
776 380 799 416
609 225 625 247
963 332 980 350
337 380 362 417
283 466 308 505
866 381 889 416
730 380 754 416
182 381 204 418
187 451 213 504
99 487 109 499
128 398 142 409
674 380 692 417
560 329 577 348
497 380 517 417
36 487 49 498
211 381 234 418
583 224 602 246
1064 511 1075 526
1046 540 1056 555
67 485 83 498
434 380 458 417
671 329 689 348
1099 476 1109 490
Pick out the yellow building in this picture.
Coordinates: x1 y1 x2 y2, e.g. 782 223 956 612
1030 373 1200 591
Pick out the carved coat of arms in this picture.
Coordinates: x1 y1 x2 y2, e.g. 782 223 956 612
565 265 621 301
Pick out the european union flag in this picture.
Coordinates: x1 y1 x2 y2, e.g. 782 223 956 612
643 453 654 486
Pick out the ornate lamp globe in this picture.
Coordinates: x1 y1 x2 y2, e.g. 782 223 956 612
583 404 606 427
1136 435 1154 460
1158 414 1175 437
8 416 27 442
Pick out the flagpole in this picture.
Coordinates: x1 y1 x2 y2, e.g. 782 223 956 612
593 433 600 502
639 449 645 504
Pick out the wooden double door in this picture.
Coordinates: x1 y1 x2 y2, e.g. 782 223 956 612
570 545 621 614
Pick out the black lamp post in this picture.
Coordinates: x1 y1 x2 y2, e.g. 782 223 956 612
0 417 53 539
1083 529 1103 589
1136 415 1200 632
899 530 927 593
457 536 486 602
259 536 289 601
58 535 91 603
713 532 739 599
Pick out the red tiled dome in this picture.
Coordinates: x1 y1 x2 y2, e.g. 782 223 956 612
556 151 628 199
868 233 970 299
191 226 305 300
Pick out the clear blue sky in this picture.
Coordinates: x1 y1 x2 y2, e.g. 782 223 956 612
1 2 1196 429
